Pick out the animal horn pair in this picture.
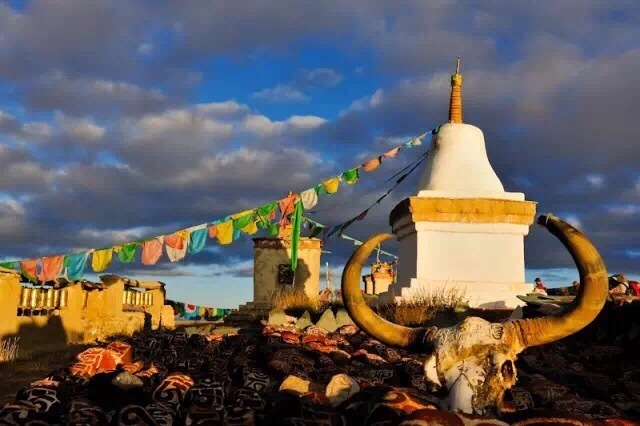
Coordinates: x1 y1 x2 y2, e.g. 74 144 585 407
340 215 609 351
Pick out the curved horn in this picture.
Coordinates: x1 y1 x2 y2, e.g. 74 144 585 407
507 214 609 349
341 233 428 349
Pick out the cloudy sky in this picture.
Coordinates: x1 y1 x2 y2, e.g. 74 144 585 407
1 1 639 307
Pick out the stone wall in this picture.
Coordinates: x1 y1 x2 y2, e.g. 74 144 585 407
0 269 167 355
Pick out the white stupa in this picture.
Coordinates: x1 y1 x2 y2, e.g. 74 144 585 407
378 58 536 309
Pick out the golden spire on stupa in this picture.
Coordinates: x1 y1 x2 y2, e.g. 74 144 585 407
448 56 463 123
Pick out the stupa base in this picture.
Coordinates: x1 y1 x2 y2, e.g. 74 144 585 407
377 278 534 309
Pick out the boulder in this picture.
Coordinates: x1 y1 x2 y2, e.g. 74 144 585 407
294 311 313 331
87 370 147 410
279 375 326 397
325 374 360 407
335 309 355 328
315 309 338 333
268 307 289 326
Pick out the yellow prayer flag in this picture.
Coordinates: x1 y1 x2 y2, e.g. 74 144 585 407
241 220 259 235
216 220 234 245
322 177 340 194
91 248 113 272
231 209 254 220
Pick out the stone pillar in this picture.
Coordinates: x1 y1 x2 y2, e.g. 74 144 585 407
146 288 165 329
0 272 20 340
59 282 87 343
363 275 373 294
252 237 322 302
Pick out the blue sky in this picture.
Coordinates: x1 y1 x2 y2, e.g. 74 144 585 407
1 1 640 308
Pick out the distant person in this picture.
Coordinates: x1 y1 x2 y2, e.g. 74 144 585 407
608 274 629 295
533 277 548 295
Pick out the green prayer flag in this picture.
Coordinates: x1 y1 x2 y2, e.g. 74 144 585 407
256 202 277 229
268 223 279 236
233 212 254 230
290 200 303 271
256 216 269 229
0 261 17 270
118 243 138 263
341 168 360 184
257 202 277 217
314 184 328 196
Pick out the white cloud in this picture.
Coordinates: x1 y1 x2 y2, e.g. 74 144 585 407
138 42 154 55
586 173 605 189
195 101 249 117
59 115 105 143
242 113 326 137
26 71 172 117
251 84 309 103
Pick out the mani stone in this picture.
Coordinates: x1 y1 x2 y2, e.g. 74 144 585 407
294 311 313 331
315 309 338 333
279 375 326 397
325 373 360 407
335 309 355 328
268 307 289 326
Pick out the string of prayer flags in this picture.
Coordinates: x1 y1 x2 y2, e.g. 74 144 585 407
322 177 340 194
405 133 427 147
173 301 231 320
232 209 260 235
116 243 138 264
0 261 17 270
279 194 299 220
341 234 397 258
0 129 431 281
188 225 208 254
362 157 382 172
20 259 38 283
241 219 259 235
300 188 318 210
215 220 234 245
165 230 189 262
209 225 220 238
232 210 255 229
338 209 369 235
141 237 164 265
39 255 65 282
268 222 279 236
341 168 360 184
302 216 397 259
91 248 113 272
256 202 277 228
383 147 401 158
183 303 198 320
65 252 89 280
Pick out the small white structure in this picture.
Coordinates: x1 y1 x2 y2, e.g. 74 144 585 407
378 59 536 309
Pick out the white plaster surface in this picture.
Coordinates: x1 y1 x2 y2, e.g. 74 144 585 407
379 121 535 309
417 123 522 201
379 218 533 308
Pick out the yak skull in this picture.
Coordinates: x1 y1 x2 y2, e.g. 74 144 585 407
341 214 609 415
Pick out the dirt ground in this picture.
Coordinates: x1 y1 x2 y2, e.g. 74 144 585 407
0 345 88 406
